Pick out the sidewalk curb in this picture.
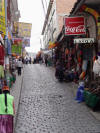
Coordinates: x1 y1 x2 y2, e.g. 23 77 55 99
14 72 24 127
10 69 24 129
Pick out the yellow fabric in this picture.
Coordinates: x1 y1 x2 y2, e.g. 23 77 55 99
0 65 4 78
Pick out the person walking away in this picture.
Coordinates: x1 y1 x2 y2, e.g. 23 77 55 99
29 57 31 64
17 58 23 76
25 57 28 64
0 85 15 133
45 57 48 67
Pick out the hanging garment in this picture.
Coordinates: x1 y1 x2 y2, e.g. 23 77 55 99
0 65 4 78
82 60 88 72
0 45 5 65
79 71 86 80
7 39 11 55
93 56 100 76
82 47 93 61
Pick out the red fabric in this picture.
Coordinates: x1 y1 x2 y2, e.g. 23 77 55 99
0 45 5 65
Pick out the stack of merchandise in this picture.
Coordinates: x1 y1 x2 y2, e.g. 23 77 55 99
0 34 17 93
83 54 100 110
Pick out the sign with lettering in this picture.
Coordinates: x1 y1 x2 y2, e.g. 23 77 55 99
64 17 86 35
74 38 95 44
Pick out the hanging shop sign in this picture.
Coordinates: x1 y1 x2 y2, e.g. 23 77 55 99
74 38 95 44
0 0 6 35
64 17 86 35
18 22 32 38
22 38 30 47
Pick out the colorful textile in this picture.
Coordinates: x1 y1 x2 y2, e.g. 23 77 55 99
79 71 86 80
0 115 13 133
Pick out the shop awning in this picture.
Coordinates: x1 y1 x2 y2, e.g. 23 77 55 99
70 0 100 15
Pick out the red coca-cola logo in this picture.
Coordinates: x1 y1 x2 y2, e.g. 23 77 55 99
65 25 85 33
64 17 86 35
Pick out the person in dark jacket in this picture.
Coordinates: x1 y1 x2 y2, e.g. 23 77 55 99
45 57 48 67
55 60 64 81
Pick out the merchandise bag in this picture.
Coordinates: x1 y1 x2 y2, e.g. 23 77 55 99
75 82 85 103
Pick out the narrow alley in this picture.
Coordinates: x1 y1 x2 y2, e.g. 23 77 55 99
15 64 100 133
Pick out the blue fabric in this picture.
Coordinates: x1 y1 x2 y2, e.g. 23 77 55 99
75 85 84 103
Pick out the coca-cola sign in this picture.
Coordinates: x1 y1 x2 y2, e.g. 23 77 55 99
64 17 86 35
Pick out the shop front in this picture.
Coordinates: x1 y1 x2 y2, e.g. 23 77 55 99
70 2 100 109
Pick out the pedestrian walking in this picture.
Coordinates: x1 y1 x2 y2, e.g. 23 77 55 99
17 58 23 76
55 60 64 82
25 57 28 64
0 85 15 133
29 57 32 64
45 57 48 67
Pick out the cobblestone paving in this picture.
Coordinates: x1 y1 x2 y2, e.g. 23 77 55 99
15 64 100 133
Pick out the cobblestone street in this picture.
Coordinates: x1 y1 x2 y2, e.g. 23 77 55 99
15 64 100 133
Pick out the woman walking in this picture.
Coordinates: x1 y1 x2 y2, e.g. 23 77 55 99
0 85 15 133
17 58 23 76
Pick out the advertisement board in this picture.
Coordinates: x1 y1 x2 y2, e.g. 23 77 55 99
18 22 32 37
11 45 22 55
0 0 6 35
64 17 86 35
13 22 32 38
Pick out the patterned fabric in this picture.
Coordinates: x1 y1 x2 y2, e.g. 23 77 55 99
0 115 13 133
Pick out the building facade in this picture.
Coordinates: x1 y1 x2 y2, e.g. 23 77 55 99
10 0 20 22
42 0 77 49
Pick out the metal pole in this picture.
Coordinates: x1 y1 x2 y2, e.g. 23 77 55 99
44 0 48 10
41 0 46 17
